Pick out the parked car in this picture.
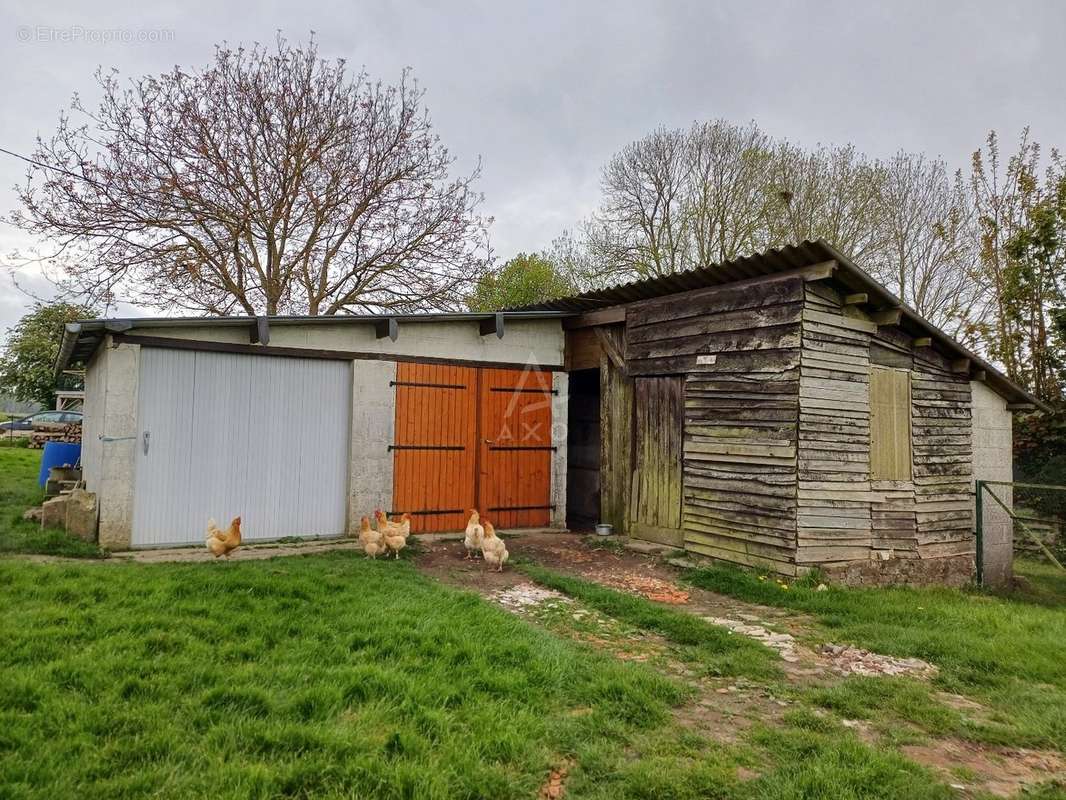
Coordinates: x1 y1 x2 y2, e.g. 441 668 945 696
0 410 82 432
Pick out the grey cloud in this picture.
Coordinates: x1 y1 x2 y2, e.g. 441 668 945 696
1 0 1063 338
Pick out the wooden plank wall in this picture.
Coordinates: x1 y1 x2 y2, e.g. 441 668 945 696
625 274 805 574
911 348 974 559
599 326 632 534
869 327 918 559
797 283 975 568
630 376 685 546
797 283 876 565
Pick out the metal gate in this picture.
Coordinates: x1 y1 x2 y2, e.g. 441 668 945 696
391 362 555 532
976 480 1066 587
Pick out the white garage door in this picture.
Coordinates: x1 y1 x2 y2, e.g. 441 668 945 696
132 348 351 547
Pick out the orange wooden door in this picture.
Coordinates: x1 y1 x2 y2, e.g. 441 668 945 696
478 367 555 529
391 362 555 532
390 362 477 533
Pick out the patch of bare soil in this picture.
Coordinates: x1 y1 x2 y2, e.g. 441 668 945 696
538 760 573 799
902 739 1066 798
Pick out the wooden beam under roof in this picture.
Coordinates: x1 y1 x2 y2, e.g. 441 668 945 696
912 337 932 348
870 308 903 326
843 293 868 306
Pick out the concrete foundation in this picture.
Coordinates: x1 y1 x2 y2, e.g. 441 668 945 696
822 553 975 588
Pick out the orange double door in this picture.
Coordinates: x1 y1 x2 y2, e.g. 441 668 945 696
390 362 556 533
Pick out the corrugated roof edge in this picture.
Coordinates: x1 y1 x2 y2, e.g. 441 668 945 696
509 239 1046 411
54 310 572 375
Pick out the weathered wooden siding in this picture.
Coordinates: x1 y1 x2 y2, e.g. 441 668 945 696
797 282 974 572
600 326 632 534
797 283 875 565
630 376 685 546
911 347 973 559
626 274 804 574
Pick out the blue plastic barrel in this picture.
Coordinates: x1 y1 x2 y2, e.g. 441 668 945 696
38 441 82 486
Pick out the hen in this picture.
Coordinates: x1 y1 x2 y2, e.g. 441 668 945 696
206 516 242 558
480 521 509 572
375 510 411 559
463 510 484 559
357 515 386 558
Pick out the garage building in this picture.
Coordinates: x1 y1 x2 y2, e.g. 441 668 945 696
61 313 568 549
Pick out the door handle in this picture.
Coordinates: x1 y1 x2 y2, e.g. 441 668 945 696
142 431 150 455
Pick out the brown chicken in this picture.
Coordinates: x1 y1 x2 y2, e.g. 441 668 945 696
206 516 242 558
358 515 386 558
480 521 509 572
375 510 411 559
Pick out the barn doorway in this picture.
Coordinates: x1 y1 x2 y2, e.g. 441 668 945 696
566 368 601 529
391 362 555 532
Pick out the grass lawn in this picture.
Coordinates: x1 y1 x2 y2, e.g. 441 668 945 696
1 446 1063 797
0 442 106 558
683 564 1066 753
1 555 967 800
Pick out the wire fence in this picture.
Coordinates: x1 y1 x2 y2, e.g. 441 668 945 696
976 480 1066 585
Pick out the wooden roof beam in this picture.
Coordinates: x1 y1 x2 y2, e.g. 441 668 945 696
912 336 932 348
799 260 837 282
479 312 505 339
562 306 627 330
374 317 399 342
951 358 971 374
843 292 868 306
870 308 903 326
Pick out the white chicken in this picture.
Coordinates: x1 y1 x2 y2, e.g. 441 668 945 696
480 521 509 572
357 515 386 558
463 510 484 559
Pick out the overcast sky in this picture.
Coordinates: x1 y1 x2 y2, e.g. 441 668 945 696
1 0 1064 338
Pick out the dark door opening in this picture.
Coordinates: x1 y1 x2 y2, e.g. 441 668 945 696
566 368 600 530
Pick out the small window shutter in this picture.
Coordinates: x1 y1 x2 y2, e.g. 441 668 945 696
870 367 912 481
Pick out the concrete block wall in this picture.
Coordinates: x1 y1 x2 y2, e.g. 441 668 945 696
347 360 396 531
971 380 1013 587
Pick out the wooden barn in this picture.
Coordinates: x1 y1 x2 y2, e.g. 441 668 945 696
58 240 1036 586
538 240 1040 586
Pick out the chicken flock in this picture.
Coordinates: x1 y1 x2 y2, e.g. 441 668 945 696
206 509 509 571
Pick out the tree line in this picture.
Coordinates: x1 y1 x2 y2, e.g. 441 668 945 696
495 122 1065 404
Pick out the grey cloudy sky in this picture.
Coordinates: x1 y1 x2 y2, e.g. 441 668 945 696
1 0 1064 337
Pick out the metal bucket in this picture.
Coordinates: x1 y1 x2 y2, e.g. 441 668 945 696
595 523 613 537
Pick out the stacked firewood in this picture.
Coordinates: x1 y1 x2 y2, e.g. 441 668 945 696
29 423 82 449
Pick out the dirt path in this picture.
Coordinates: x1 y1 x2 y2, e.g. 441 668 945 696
413 531 1065 797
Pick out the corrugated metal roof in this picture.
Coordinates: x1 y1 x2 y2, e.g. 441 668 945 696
513 239 1044 409
511 240 840 312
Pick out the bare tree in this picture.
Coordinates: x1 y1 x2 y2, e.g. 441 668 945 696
596 127 691 278
684 120 773 264
765 141 886 265
873 153 980 339
11 36 490 316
